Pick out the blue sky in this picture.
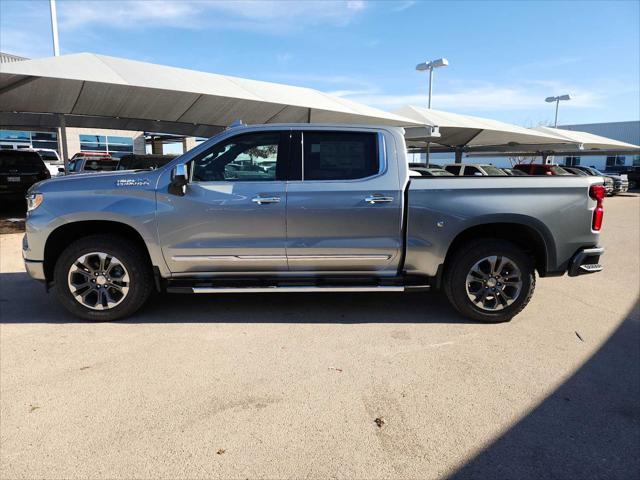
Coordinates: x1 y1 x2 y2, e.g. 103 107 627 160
1 0 639 126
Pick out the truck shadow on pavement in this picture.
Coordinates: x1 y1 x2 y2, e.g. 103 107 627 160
0 271 475 324
448 300 640 480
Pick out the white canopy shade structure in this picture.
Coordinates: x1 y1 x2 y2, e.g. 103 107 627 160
0 53 421 137
533 126 640 153
392 105 579 153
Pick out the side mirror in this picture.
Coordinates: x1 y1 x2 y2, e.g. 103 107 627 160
169 163 189 196
58 167 65 173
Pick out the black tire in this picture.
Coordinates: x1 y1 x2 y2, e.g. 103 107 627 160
443 239 535 323
53 235 153 321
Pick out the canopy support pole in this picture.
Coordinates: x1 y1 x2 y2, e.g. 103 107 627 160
57 114 69 168
455 147 463 164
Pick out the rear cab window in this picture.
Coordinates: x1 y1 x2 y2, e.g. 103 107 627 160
444 165 462 175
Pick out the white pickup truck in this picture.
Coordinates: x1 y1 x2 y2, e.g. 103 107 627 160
23 123 605 322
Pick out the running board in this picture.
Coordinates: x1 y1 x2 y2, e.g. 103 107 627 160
189 286 406 294
167 285 430 294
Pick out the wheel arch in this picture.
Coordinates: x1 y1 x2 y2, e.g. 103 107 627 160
43 220 154 283
441 219 555 281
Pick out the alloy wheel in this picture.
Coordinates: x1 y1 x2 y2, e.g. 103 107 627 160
465 255 523 311
67 252 130 310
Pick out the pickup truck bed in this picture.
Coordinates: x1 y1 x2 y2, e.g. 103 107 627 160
23 123 604 323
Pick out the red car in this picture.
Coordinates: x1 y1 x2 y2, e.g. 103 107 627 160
513 164 571 176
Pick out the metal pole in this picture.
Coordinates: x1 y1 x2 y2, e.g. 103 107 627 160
49 0 60 56
49 0 68 169
428 67 434 109
554 99 559 127
425 66 433 166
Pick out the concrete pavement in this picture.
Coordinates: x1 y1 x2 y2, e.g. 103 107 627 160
0 194 638 479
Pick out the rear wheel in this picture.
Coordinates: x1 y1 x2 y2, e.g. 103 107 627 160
53 235 153 321
443 239 535 323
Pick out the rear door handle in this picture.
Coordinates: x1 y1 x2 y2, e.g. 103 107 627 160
252 195 281 205
365 194 394 204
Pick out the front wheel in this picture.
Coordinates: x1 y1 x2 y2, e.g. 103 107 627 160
53 235 153 321
443 239 536 323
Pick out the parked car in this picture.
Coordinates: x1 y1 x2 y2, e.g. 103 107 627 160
513 163 571 176
33 148 64 176
23 123 604 324
569 166 628 195
67 156 120 174
117 154 177 171
443 163 507 176
0 150 50 202
564 166 615 195
501 167 527 176
408 165 453 176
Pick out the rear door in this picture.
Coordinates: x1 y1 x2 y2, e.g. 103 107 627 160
285 130 403 274
157 131 290 274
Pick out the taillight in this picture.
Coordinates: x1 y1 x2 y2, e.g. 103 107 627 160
589 184 605 231
40 170 51 180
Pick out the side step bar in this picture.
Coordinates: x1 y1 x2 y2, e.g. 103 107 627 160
190 286 406 294
167 285 430 294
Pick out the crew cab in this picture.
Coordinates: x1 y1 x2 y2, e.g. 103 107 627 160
23 124 605 323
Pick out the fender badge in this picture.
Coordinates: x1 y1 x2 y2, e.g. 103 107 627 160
116 178 150 187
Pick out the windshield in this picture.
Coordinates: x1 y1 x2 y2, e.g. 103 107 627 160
482 165 508 176
38 151 59 161
428 169 454 176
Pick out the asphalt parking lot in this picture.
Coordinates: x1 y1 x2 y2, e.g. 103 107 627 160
1 194 638 480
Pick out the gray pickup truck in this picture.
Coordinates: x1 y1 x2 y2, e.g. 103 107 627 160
23 124 605 323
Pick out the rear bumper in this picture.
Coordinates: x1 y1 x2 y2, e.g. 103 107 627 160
568 247 604 277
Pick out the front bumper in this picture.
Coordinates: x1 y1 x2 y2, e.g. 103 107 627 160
22 234 46 281
568 247 604 277
613 183 629 194
24 259 46 281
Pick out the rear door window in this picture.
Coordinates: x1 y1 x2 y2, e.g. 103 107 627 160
302 131 378 181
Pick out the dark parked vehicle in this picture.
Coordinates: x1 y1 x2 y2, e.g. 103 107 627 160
564 166 614 195
603 165 639 190
513 164 571 176
0 150 50 202
569 166 628 195
117 154 177 171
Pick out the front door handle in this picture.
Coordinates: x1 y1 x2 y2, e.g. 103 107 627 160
252 195 281 205
365 194 394 204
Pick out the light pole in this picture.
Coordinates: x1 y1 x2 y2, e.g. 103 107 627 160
49 0 69 168
416 58 449 165
545 94 571 127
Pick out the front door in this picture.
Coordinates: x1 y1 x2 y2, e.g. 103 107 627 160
157 131 289 274
285 130 403 275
